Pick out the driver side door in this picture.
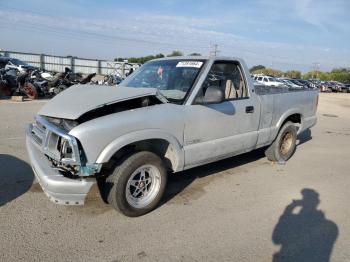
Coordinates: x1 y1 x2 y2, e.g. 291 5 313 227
183 61 260 169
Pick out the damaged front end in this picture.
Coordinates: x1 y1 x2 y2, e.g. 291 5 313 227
28 115 101 177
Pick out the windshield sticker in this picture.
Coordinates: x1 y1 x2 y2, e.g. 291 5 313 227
176 61 203 68
157 66 164 79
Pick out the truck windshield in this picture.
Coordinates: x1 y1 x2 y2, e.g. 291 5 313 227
120 59 205 103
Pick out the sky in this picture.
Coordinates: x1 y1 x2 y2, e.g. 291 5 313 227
0 0 349 71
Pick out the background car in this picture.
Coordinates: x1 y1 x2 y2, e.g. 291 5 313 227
0 57 37 72
341 84 350 93
255 75 283 87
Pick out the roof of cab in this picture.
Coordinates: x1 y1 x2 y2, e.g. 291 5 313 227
150 56 244 63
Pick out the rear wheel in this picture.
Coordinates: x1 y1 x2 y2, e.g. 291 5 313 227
106 151 167 217
265 121 297 163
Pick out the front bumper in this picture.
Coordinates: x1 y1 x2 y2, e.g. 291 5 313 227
26 126 95 205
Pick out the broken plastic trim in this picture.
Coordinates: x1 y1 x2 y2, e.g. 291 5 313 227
79 163 102 177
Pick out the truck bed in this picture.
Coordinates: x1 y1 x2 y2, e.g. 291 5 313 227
254 85 318 148
254 85 317 95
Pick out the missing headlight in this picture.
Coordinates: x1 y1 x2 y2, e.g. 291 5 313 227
60 138 73 159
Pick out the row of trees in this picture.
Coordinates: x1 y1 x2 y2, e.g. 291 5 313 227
114 50 201 64
250 65 350 84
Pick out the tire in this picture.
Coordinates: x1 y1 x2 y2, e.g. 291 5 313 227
23 82 38 99
106 151 167 217
265 121 297 163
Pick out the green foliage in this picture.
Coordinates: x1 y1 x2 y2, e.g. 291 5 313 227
114 53 165 64
284 70 302 79
167 50 184 57
188 53 202 56
114 50 186 64
250 65 265 72
303 68 350 84
251 67 283 77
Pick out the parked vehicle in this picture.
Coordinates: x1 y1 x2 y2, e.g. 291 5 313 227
0 68 17 97
295 79 315 89
318 81 330 92
340 84 350 93
279 78 303 89
32 67 96 96
0 68 40 99
26 56 318 217
308 79 322 90
255 75 283 87
324 81 342 92
0 57 37 72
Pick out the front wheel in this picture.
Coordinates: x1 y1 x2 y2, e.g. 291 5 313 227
106 151 167 217
265 121 297 163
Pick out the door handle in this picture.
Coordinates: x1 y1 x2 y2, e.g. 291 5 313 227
246 106 254 113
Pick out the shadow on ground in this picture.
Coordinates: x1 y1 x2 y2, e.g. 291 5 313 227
162 128 313 206
0 154 34 206
162 147 267 205
272 188 338 262
297 128 312 145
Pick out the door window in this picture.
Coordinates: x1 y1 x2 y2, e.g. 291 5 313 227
199 61 248 100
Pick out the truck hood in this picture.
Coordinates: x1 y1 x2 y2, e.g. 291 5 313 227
39 84 164 120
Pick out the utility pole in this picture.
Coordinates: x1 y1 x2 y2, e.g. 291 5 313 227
312 62 320 79
209 44 219 57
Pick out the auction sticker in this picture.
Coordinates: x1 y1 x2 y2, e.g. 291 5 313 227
176 61 203 68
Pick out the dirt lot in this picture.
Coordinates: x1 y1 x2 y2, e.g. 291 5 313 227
1 93 350 262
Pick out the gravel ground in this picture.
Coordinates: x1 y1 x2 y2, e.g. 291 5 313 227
1 93 350 262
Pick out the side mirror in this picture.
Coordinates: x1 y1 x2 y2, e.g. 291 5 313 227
197 86 224 104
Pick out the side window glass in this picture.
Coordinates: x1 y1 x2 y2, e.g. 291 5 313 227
199 62 248 101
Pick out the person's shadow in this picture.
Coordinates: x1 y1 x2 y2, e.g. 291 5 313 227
272 188 338 262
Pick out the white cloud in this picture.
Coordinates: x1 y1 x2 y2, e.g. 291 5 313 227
0 6 349 71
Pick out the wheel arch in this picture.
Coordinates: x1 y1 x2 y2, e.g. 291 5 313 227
96 130 184 172
272 110 302 141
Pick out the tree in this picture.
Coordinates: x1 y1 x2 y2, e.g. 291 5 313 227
285 70 302 79
303 69 350 83
189 52 201 56
114 53 165 64
331 68 349 73
250 65 265 72
251 67 283 77
167 50 184 57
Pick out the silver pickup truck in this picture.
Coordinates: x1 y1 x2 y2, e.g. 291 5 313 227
26 56 318 216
